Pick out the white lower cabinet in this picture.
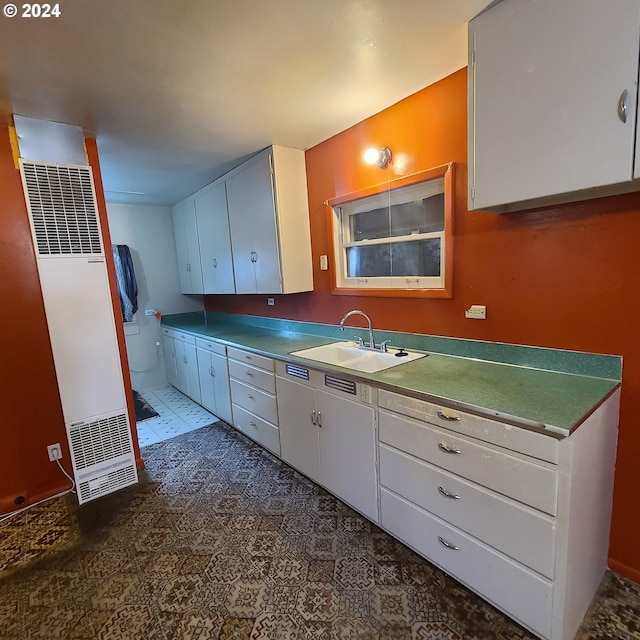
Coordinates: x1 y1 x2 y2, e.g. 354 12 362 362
228 347 280 456
276 362 378 522
377 388 620 640
195 337 232 423
161 327 179 389
159 332 619 640
161 327 200 402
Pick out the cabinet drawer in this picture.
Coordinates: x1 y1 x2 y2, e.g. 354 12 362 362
161 327 175 339
378 389 558 464
173 331 196 345
227 347 274 372
230 379 278 425
195 337 226 356
379 410 557 515
380 489 552 639
232 404 280 456
228 360 276 394
379 444 555 579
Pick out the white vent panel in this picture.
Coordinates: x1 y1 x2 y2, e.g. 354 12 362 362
20 161 102 256
68 413 131 471
77 464 138 504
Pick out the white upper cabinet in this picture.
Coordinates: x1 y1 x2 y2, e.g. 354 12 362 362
468 0 640 212
226 145 313 294
172 196 204 294
194 181 236 294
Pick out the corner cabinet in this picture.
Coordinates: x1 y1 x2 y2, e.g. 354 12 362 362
468 0 640 212
226 146 313 294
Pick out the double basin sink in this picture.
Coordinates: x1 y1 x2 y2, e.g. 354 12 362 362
290 341 425 373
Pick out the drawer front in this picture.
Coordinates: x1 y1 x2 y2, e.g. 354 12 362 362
379 410 557 515
380 489 553 639
195 337 226 356
227 347 274 372
379 444 555 579
161 327 175 339
232 404 280 456
228 360 276 394
173 330 196 345
230 379 278 425
378 389 558 464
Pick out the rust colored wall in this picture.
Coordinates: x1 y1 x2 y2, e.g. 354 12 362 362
0 127 140 514
206 69 640 581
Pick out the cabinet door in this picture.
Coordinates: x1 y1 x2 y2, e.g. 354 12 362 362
317 390 378 521
175 341 201 402
211 351 232 423
182 197 204 293
162 334 179 389
196 347 216 413
469 0 640 210
226 152 281 294
276 376 321 484
195 182 236 294
172 198 204 293
171 201 191 293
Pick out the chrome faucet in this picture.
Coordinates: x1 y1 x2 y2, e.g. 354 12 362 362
338 310 389 352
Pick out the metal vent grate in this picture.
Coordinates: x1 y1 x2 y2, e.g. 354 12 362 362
324 375 356 395
77 464 137 503
68 413 131 470
20 161 102 256
285 364 309 380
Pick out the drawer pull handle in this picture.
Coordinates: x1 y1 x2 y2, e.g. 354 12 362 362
317 411 322 427
438 486 461 500
438 443 461 455
247 394 255 400
245 355 252 360
311 410 317 425
249 421 257 428
437 410 460 422
438 536 460 551
246 371 254 377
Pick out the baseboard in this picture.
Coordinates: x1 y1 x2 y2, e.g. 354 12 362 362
0 480 71 516
609 558 640 585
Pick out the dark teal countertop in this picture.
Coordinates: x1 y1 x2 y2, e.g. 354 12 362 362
162 312 620 437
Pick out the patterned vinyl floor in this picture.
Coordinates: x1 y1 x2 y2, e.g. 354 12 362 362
1 420 638 640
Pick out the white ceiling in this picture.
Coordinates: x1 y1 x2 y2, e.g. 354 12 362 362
0 0 491 206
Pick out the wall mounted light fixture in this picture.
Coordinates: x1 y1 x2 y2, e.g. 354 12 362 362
364 146 392 169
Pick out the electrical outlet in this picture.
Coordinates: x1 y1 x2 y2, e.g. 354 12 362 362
361 384 371 403
47 443 62 462
320 255 329 270
465 304 487 320
267 298 275 306
145 309 156 316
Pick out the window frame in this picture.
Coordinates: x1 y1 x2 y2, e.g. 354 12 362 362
326 162 455 299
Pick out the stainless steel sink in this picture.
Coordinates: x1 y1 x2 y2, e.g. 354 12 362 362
290 341 425 373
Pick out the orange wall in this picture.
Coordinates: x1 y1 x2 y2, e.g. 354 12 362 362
206 69 640 581
0 127 140 514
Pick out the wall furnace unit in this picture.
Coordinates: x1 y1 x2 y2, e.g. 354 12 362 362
16 119 137 504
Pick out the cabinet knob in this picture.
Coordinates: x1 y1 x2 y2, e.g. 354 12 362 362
246 371 253 377
438 536 460 551
618 89 629 123
437 410 460 422
438 443 461 455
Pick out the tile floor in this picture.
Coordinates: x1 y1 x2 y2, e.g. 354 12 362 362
135 385 219 446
